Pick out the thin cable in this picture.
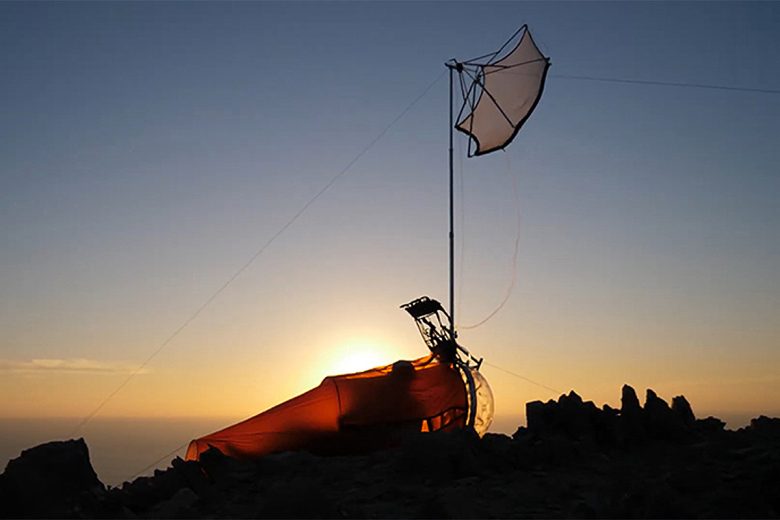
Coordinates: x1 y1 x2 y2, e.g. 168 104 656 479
460 153 521 330
553 73 780 95
69 70 447 437
484 361 561 396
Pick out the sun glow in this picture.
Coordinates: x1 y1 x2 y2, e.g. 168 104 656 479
327 341 396 376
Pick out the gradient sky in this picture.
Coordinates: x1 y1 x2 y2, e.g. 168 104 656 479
1 2 778 429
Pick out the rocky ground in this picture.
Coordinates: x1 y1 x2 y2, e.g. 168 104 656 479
1 385 779 518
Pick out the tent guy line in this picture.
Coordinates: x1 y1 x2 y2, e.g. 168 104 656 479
66 70 447 437
484 361 562 395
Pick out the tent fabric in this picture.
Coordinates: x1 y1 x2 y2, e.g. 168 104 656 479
456 26 550 156
185 356 467 461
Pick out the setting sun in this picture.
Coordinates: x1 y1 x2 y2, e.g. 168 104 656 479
326 341 396 376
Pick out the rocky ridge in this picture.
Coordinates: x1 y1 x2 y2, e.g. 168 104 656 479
1 385 778 518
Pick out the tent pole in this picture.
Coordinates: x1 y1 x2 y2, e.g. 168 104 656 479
448 64 455 339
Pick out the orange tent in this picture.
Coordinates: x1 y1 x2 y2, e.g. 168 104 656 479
185 355 467 461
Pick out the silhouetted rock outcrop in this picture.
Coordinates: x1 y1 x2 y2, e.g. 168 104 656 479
2 388 779 518
672 395 696 427
748 415 780 436
526 385 706 448
621 384 641 413
644 388 691 441
0 438 118 518
526 391 604 446
696 415 727 434
620 384 646 444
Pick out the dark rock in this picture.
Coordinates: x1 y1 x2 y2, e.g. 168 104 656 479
525 399 556 438
112 461 191 513
511 425 528 440
151 487 199 519
115 476 161 512
0 438 112 518
416 492 452 519
420 486 487 519
667 466 722 495
564 389 583 405
476 433 515 473
259 476 340 518
5 388 779 519
644 389 689 441
696 416 726 434
619 384 646 445
558 391 597 442
255 449 320 476
526 386 699 447
594 404 620 446
198 446 256 485
568 499 598 519
170 457 213 499
748 415 780 437
526 391 602 445
620 384 641 414
671 395 696 427
393 429 481 481
507 432 536 470
530 433 583 466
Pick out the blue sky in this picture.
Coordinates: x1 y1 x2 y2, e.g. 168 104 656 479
1 1 778 424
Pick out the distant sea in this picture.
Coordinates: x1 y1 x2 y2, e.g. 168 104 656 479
0 417 231 486
0 412 765 486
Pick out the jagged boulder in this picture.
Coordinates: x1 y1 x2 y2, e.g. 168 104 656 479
671 395 696 427
695 416 726 434
527 391 595 441
558 391 599 441
620 384 646 444
527 391 622 448
747 416 780 437
0 438 114 518
621 384 642 413
643 389 691 441
525 398 559 439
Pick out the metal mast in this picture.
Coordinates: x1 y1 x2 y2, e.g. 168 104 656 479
448 63 455 339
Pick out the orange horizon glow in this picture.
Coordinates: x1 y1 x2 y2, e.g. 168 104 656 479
1 330 778 431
